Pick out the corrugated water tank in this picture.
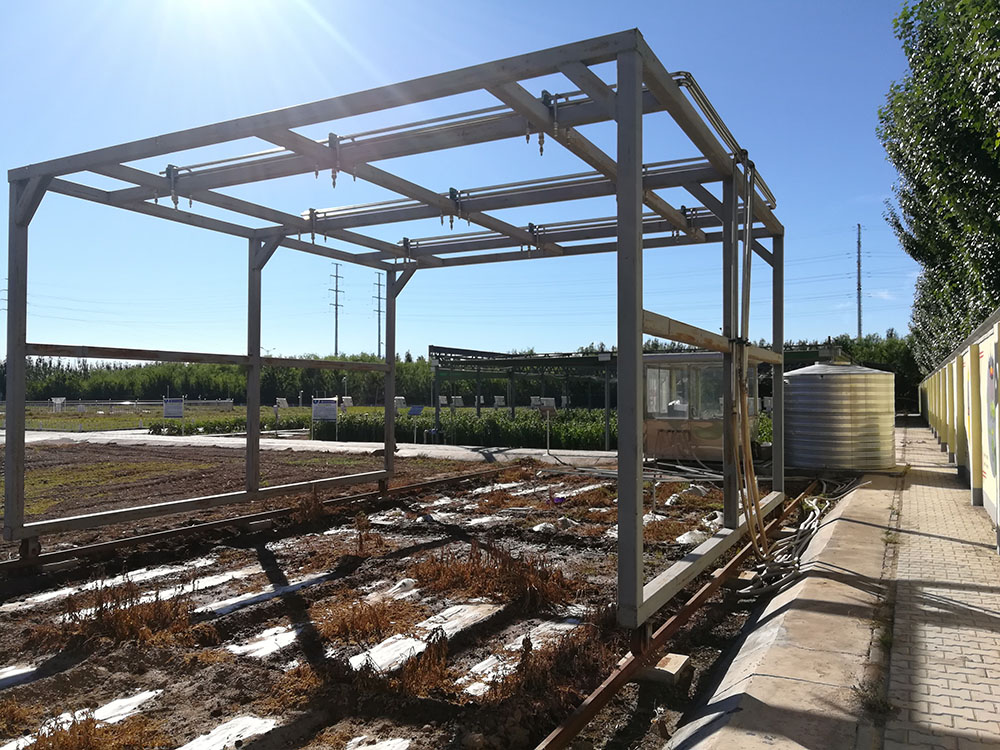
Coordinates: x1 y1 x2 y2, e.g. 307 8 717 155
785 363 895 470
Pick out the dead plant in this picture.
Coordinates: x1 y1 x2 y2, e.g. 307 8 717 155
0 697 40 737
255 658 353 714
478 489 516 510
29 582 195 649
313 597 428 645
395 630 455 697
354 512 386 555
408 541 575 613
644 519 689 542
292 486 327 523
483 627 618 725
30 715 169 750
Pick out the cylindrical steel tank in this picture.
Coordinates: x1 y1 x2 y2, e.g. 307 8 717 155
784 363 895 470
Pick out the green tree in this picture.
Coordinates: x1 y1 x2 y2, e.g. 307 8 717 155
878 0 1000 371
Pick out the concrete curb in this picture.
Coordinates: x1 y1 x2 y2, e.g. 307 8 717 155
665 475 895 749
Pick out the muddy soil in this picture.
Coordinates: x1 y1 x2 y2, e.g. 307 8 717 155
0 445 786 749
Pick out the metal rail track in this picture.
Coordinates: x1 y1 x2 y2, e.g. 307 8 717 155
536 481 818 750
0 467 504 572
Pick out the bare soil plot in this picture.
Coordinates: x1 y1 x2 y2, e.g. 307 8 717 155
0 446 764 749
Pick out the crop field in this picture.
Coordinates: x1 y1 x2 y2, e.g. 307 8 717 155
0 442 771 749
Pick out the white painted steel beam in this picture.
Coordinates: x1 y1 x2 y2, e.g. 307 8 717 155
94 163 407 259
615 48 645 628
247 238 262 493
10 31 642 181
14 471 391 539
637 491 785 622
636 38 783 235
4 183 28 541
772 234 785 493
488 80 705 241
102 91 671 204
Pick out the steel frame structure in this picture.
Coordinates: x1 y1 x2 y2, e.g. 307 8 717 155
5 29 784 628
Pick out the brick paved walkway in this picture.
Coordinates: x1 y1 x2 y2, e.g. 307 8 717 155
886 421 1000 749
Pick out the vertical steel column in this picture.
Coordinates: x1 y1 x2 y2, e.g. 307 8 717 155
4 182 28 542
615 48 644 628
383 270 397 488
509 371 515 419
721 172 740 528
476 369 482 418
771 234 785 494
246 239 262 493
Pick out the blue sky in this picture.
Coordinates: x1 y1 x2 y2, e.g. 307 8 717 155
1 0 918 361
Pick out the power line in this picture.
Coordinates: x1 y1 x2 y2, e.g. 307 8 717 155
329 262 343 357
857 223 863 340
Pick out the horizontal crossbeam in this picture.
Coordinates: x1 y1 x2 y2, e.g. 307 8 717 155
10 30 642 181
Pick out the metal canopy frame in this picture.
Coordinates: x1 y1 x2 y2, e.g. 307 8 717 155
6 29 784 628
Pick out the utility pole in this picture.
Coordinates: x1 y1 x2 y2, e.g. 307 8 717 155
373 272 384 358
329 263 343 356
856 223 862 341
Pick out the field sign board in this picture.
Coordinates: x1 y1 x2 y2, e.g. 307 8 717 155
408 405 425 416
312 398 339 422
163 398 184 419
276 397 289 408
342 396 354 408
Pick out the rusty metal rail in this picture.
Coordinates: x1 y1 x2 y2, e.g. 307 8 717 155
0 467 503 572
536 481 818 750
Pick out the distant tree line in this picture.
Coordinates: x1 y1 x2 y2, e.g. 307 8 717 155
0 333 918 410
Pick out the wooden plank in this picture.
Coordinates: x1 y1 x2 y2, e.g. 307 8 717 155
642 310 730 353
25 343 249 365
641 310 782 365
635 491 784 624
15 471 390 539
10 31 641 181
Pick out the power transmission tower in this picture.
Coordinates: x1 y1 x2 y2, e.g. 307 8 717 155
856 223 862 341
329 263 343 356
373 272 384 358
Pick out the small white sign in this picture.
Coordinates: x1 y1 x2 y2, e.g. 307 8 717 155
276 397 289 409
342 396 354 408
312 397 339 422
163 398 184 419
